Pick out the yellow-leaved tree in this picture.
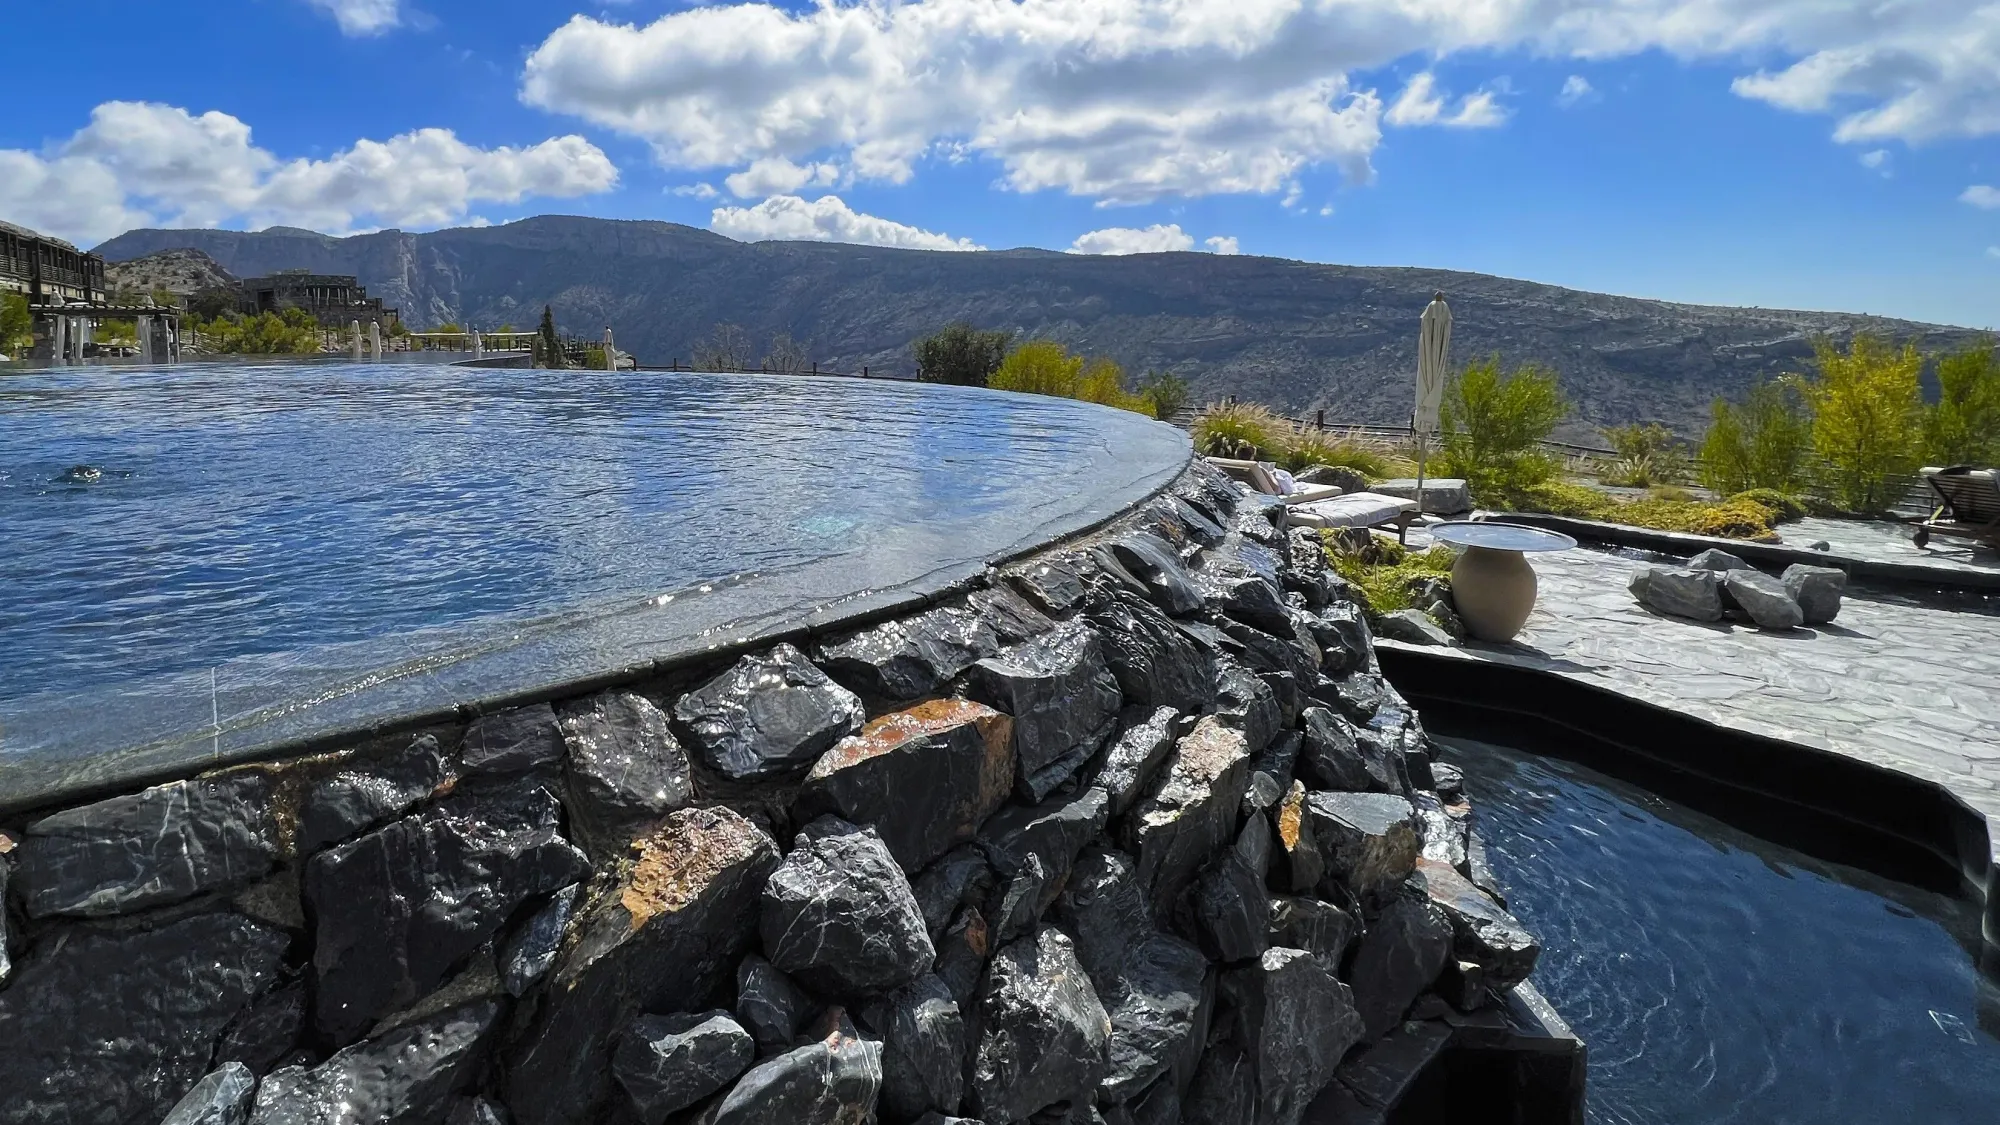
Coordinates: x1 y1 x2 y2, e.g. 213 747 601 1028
1802 335 1923 513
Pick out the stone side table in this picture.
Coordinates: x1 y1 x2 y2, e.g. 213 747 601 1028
1430 522 1578 642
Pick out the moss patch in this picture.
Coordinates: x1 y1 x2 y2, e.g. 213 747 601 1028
1321 534 1456 614
1484 480 1785 541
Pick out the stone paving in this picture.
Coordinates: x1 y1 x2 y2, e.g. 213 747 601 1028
1398 539 2000 827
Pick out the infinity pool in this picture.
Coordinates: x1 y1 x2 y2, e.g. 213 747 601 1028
1447 737 2000 1124
0 362 1187 806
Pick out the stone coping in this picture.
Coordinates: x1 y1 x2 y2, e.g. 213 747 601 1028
1493 511 2000 592
1378 640 2000 972
0 418 1193 818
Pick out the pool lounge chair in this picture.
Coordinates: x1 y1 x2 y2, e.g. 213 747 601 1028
1915 466 2000 552
1205 457 1345 506
1285 491 1420 534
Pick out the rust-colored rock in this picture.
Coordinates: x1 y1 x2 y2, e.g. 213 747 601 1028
799 700 1013 871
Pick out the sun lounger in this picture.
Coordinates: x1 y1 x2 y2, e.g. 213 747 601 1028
1285 491 1420 532
1915 466 2000 552
1205 456 1344 505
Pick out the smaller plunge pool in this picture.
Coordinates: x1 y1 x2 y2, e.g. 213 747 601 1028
1445 737 2000 1124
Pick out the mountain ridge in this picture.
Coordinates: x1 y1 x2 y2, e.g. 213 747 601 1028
93 215 1986 437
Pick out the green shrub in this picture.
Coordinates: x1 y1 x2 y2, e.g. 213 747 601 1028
1729 489 1807 522
195 308 322 354
1436 357 1569 496
1601 423 1689 487
990 341 1149 415
1136 371 1191 421
1698 378 1815 495
1924 339 2000 466
1192 401 1286 459
1278 428 1404 478
1803 335 1924 513
1 292 30 352
1484 479 1780 540
1323 538 1455 615
914 322 1010 387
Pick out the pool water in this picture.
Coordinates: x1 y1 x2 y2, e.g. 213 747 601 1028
1446 737 2000 1124
0 362 1186 801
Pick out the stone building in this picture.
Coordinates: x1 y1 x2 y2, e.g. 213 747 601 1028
0 219 109 305
235 270 398 327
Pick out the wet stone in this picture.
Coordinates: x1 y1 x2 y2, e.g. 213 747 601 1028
1010 553 1112 617
1723 569 1805 630
446 1098 511 1125
978 787 1110 941
558 690 694 858
505 807 779 1125
706 1009 883 1125
1096 706 1182 819
1319 672 1389 725
1782 563 1846 625
738 953 814 1054
676 643 866 781
461 702 565 773
911 845 996 938
613 1010 756 1124
1687 548 1753 572
0 910 289 1125
1055 849 1211 1103
963 621 1124 801
306 781 589 1044
1086 591 1217 714
1273 781 1325 893
1412 792 1468 871
932 905 993 1009
866 973 966 1122
1213 657 1281 755
1218 617 1317 687
1415 858 1540 990
800 699 1015 871
761 817 935 998
1430 763 1464 802
968 928 1112 1124
1108 534 1205 616
814 605 1002 704
1124 716 1253 922
213 977 309 1076
1373 610 1453 647
1191 815 1273 963
161 1063 258 1125
1305 791 1419 900
1196 556 1292 635
967 583 1058 645
1223 946 1365 1125
1347 895 1453 1041
300 733 456 854
1308 604 1372 678
249 999 502 1125
17 770 279 918
1268 894 1358 968
1299 707 1370 792
1182 1042 1256 1125
500 883 581 997
1628 566 1723 622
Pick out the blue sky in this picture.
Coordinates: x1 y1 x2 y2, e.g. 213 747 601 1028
3 0 1996 328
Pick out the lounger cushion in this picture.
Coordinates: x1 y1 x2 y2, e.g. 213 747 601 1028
1286 492 1418 529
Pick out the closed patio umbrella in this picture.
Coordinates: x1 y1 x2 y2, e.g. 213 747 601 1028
1411 292 1452 538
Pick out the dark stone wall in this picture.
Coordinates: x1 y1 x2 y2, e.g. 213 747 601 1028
0 461 1566 1125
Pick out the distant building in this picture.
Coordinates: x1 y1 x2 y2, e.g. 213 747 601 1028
0 219 109 305
235 270 398 327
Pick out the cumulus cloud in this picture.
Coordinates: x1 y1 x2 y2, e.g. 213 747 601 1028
1386 73 1508 128
1066 224 1241 255
1205 235 1242 255
0 101 618 245
1558 75 1594 107
519 1 2000 206
709 194 982 250
1963 185 2000 209
305 0 400 36
724 156 842 199
670 182 720 199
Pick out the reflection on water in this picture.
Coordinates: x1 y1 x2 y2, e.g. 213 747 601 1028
1447 737 2000 1124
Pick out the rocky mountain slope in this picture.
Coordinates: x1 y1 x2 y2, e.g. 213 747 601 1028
95 217 1985 437
103 248 237 299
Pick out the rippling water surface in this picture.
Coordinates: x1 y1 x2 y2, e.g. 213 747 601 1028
1447 737 2000 1124
0 362 1182 784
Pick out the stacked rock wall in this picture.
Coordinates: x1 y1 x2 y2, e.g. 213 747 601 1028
0 460 1552 1125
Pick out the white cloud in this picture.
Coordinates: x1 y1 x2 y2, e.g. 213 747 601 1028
519 1 2000 206
1963 185 2000 209
1205 235 1242 255
1859 149 1889 168
709 194 982 250
1387 73 1508 128
305 0 400 36
1558 75 1594 107
723 156 842 199
1069 225 1196 255
670 182 720 199
0 101 619 245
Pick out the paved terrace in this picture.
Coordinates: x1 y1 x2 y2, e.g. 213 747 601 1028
1393 538 2000 828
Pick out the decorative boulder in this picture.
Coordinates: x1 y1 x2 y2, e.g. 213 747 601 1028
1096 706 1183 819
967 929 1112 1123
1123 716 1253 921
0 911 290 1125
160 1062 258 1125
299 733 456 854
737 954 814 1054
761 817 935 998
1687 548 1753 572
1308 604 1371 678
1267 895 1357 968
1373 609 1454 647
1414 858 1540 990
911 845 996 938
306 780 591 1043
978 787 1110 941
1346 896 1453 1041
705 1009 883 1125
1304 791 1419 900
963 621 1124 801
505 807 780 1125
1628 567 1723 622
866 973 967 1121
1191 815 1274 963
501 883 581 996
16 770 280 918
1009 552 1115 617
1213 657 1281 756
1273 781 1326 893
1723 569 1805 630
1109 534 1206 617
612 1011 756 1124
461 702 565 773
800 699 1014 871
1371 478 1471 515
250 1000 503 1125
1782 563 1846 625
557 690 694 858
1086 591 1218 715
675 643 866 781
1221 947 1365 1125
1298 707 1370 793
814 605 1002 704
